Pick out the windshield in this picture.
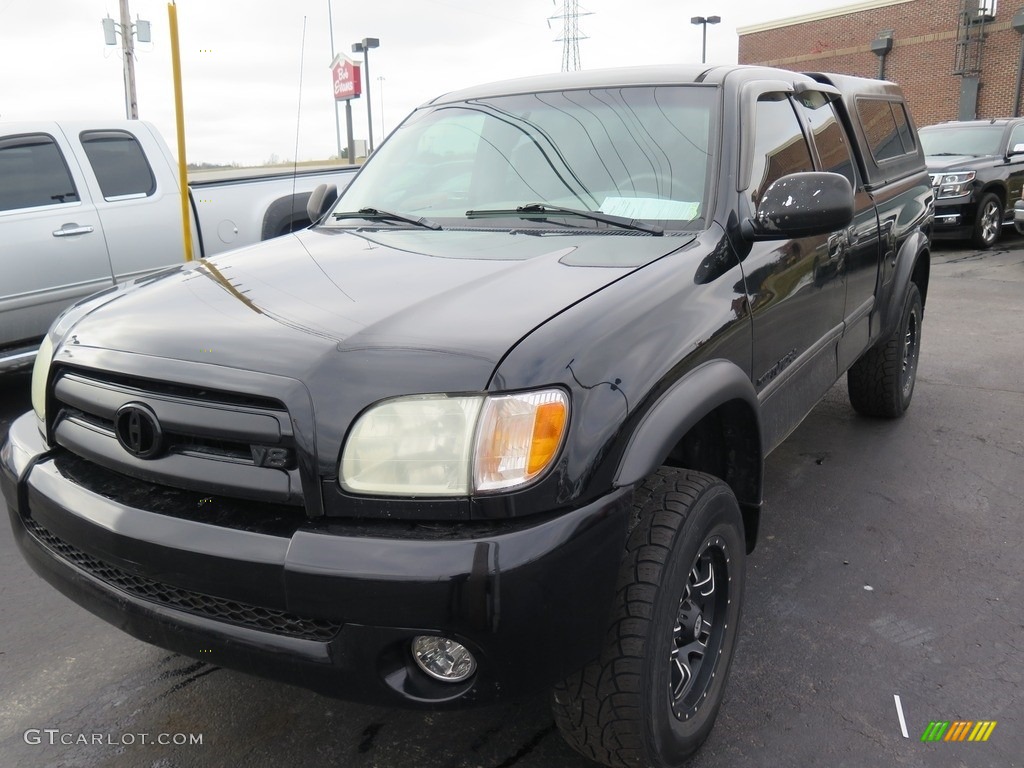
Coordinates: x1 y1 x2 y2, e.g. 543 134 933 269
919 125 1004 157
331 85 717 229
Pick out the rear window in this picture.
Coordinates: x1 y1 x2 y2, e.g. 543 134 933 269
80 130 156 200
857 98 915 162
0 133 80 212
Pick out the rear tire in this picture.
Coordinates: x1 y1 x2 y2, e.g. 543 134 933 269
972 192 1002 249
847 282 922 418
552 469 746 768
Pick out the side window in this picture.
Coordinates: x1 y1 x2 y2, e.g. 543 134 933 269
892 103 915 153
748 94 814 206
857 99 905 162
80 130 156 200
796 93 857 189
0 134 80 212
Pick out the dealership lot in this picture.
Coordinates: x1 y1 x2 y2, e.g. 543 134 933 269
1 240 1021 768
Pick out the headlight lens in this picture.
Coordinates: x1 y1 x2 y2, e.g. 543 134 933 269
31 334 55 422
931 171 975 199
339 388 569 496
340 395 483 495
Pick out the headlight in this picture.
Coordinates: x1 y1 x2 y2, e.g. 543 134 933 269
31 334 55 422
931 171 975 199
339 388 569 496
340 395 484 495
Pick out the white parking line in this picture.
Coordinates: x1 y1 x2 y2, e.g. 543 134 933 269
894 694 909 738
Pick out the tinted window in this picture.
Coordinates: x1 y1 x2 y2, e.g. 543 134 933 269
796 92 857 188
0 134 80 212
748 95 814 206
80 130 156 199
892 103 915 152
857 99 905 162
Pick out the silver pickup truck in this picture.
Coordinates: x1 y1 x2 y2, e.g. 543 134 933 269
0 120 358 370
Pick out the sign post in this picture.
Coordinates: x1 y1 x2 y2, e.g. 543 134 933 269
331 54 361 164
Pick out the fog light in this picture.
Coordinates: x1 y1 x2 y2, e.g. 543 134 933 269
411 635 477 682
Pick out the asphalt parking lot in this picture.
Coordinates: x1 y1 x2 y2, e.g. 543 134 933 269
1 240 1021 768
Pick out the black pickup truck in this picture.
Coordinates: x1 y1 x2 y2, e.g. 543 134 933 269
919 117 1024 248
2 65 932 768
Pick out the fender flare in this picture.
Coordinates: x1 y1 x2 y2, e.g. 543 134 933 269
614 359 763 502
880 231 930 335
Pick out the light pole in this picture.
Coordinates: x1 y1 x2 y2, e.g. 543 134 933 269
101 0 151 118
327 0 342 159
352 37 380 154
377 76 386 144
690 15 720 64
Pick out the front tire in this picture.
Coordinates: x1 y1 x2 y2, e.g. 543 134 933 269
847 282 923 418
552 469 746 768
972 192 1002 249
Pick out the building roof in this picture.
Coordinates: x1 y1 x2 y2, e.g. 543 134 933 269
737 0 914 36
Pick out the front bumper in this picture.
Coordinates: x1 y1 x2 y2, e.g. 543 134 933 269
930 197 975 239
2 412 632 707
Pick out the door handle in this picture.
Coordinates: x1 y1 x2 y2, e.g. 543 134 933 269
826 232 847 261
52 224 95 237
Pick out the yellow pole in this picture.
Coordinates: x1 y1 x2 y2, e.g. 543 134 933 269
168 2 195 262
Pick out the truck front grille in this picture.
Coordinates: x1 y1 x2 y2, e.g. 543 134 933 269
49 366 303 505
25 519 342 642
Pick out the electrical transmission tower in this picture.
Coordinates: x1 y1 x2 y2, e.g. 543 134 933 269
548 0 592 72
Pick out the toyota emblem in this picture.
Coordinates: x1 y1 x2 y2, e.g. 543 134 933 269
114 403 164 459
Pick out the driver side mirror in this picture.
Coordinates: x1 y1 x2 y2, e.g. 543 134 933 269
741 171 854 240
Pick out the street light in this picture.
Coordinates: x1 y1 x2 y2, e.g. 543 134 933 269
690 15 720 64
352 37 380 154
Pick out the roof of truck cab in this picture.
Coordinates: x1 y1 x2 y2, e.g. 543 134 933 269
806 72 902 101
422 64 828 106
919 118 1024 129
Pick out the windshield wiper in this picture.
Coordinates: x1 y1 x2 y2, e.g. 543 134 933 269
333 207 442 230
465 203 664 235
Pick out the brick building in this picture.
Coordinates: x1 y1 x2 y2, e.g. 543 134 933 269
738 0 1024 128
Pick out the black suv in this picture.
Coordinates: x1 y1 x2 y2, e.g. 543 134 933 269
3 65 932 768
919 118 1024 247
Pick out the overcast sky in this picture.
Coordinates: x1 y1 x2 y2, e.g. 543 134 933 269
1 0 856 166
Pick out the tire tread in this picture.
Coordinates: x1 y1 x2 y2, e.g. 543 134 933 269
551 468 729 768
847 282 922 419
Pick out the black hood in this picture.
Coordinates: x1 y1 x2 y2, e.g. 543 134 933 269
925 155 993 172
63 226 692 388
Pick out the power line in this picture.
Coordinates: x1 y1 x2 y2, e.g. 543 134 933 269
548 0 592 72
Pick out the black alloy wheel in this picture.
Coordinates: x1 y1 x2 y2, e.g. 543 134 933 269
552 469 746 768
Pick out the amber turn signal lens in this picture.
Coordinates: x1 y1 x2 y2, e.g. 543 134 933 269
474 389 569 492
527 401 567 475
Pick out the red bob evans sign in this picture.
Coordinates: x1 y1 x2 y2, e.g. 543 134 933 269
331 55 361 101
